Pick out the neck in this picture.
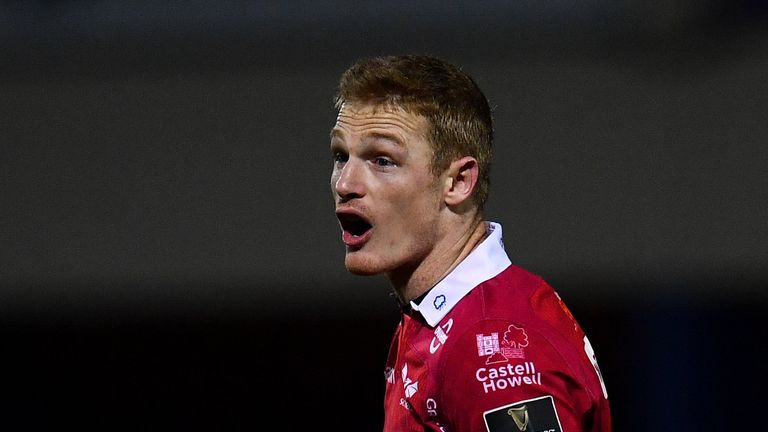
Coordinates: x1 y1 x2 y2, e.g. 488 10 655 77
388 216 487 304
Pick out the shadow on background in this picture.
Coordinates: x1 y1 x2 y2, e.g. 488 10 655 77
1 279 765 431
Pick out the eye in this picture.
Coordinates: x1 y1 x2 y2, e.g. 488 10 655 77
333 152 348 164
373 157 395 167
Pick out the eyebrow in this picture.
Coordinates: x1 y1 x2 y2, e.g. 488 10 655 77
329 130 405 148
367 132 404 147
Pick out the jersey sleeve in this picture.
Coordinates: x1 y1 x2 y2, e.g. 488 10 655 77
437 319 599 432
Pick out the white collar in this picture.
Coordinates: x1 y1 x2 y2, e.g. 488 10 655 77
410 221 512 327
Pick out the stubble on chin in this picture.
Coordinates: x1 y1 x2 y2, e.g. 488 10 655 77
344 252 383 276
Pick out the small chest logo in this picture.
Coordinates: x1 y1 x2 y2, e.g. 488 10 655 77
433 294 447 310
402 364 418 398
429 318 453 354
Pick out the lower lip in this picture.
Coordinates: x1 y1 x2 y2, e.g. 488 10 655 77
342 228 373 248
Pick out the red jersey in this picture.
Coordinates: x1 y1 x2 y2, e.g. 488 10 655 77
383 222 611 432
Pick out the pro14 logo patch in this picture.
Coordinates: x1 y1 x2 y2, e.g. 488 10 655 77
483 395 562 432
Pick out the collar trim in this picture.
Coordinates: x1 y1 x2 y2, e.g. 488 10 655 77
410 221 511 327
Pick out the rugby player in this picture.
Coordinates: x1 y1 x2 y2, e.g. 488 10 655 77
329 54 612 432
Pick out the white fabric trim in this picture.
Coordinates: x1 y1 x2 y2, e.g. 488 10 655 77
410 221 512 327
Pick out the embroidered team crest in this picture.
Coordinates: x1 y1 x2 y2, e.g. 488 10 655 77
483 395 562 432
502 324 529 359
476 324 529 364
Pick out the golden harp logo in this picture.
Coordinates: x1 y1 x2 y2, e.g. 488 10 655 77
483 395 562 432
506 405 529 431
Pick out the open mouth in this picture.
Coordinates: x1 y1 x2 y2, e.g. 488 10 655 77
336 210 373 247
337 212 372 237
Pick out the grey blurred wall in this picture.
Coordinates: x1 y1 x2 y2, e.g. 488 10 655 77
2 1 766 299
0 2 766 430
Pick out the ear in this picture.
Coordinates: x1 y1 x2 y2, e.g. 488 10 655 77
443 156 479 207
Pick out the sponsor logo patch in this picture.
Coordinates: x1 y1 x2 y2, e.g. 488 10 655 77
483 395 562 432
475 324 540 393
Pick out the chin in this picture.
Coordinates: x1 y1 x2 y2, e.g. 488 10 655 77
344 253 387 276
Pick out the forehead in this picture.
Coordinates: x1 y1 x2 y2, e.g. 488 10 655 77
331 102 428 141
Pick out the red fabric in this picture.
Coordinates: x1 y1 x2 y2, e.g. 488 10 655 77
383 265 611 432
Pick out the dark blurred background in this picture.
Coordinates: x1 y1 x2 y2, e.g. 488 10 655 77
1 1 766 430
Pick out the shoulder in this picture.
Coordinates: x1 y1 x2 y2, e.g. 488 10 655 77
434 313 605 431
450 264 551 323
431 266 610 430
462 266 604 392
466 265 585 343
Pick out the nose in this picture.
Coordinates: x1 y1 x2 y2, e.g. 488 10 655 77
333 159 364 201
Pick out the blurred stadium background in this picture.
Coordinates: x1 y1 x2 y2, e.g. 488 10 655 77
1 1 766 430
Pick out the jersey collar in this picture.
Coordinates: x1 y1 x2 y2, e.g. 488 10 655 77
409 221 512 327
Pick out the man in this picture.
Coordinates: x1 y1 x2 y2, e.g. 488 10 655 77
329 54 611 432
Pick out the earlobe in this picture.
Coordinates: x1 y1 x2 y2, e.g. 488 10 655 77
444 156 478 207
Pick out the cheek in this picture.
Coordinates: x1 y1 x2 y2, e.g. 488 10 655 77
389 192 439 229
